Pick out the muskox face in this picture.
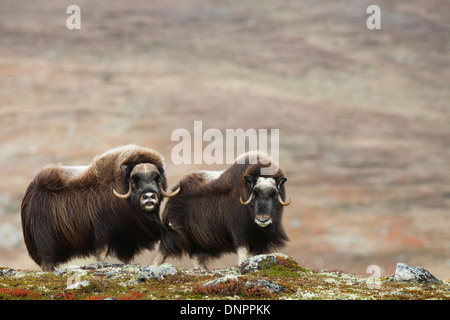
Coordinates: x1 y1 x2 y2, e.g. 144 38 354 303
113 163 180 215
240 175 290 228
129 163 162 212
113 163 163 213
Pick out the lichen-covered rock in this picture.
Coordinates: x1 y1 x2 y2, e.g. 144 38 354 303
1 259 449 300
248 279 287 294
54 262 141 277
239 253 298 274
203 274 240 287
82 262 140 274
393 263 442 284
0 268 16 277
137 263 177 281
66 280 90 290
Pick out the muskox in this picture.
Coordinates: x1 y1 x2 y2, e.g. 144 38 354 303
153 151 290 269
21 145 179 271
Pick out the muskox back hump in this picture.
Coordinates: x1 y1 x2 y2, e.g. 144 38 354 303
33 166 67 191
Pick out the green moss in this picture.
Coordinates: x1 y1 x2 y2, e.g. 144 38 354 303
250 256 313 278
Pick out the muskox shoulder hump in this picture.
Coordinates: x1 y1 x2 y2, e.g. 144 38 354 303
33 164 94 191
199 170 224 183
59 165 90 180
110 144 165 168
34 165 66 191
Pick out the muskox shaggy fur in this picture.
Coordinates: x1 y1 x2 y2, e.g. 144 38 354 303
153 151 290 269
21 145 179 271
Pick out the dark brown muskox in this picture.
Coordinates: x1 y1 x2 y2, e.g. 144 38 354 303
153 151 290 269
21 145 179 271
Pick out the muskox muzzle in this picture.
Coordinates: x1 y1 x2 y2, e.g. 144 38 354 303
141 192 159 211
113 163 180 212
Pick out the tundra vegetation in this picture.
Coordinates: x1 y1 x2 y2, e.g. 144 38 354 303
0 254 448 300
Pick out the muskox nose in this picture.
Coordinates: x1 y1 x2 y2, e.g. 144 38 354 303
141 192 159 212
142 193 157 200
255 215 272 227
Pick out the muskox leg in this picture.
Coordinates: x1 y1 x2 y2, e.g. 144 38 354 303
42 263 56 272
153 249 167 266
95 246 109 262
191 253 208 269
237 246 250 265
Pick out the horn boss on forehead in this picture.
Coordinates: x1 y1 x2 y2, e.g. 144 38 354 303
113 163 180 199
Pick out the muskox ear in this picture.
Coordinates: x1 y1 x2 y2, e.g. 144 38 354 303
121 165 131 179
277 177 287 190
244 175 254 190
157 167 167 190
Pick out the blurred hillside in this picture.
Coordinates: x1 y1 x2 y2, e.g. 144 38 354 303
0 0 449 279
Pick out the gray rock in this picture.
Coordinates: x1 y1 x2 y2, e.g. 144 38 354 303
248 279 287 294
202 274 240 287
66 280 90 290
137 263 177 282
393 263 441 284
83 262 124 270
57 262 141 275
0 268 15 277
88 262 140 275
240 252 292 274
52 268 68 276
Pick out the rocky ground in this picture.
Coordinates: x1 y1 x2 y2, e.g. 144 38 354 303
0 254 448 301
0 1 449 281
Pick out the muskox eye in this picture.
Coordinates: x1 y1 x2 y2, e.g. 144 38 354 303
131 175 139 188
277 177 287 189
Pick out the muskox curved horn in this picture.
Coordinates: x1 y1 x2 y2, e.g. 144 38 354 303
239 192 253 205
278 194 291 206
160 184 181 198
113 182 132 199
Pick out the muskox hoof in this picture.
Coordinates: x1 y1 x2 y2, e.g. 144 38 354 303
42 264 55 272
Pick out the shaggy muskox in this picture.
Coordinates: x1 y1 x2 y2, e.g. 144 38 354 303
153 151 290 268
21 145 179 271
